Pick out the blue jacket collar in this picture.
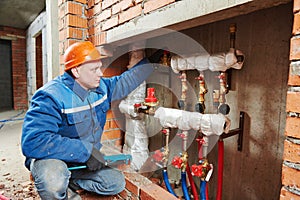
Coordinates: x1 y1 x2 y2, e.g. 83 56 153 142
62 72 103 101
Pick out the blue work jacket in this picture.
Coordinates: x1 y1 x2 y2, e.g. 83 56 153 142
21 58 153 169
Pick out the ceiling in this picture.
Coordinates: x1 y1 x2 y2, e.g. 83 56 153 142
0 0 46 29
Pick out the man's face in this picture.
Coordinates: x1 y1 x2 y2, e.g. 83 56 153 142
74 60 103 90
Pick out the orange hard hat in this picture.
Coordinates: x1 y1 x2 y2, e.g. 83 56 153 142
64 41 101 71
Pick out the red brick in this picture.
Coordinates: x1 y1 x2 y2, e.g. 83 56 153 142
93 3 102 15
66 14 88 28
290 36 300 60
58 16 66 31
282 165 300 188
90 32 106 46
124 172 177 200
95 23 102 33
124 173 142 196
134 0 143 4
88 25 95 36
66 39 83 48
95 0 102 4
118 189 130 199
104 120 110 130
286 91 300 113
88 17 95 28
96 8 112 23
294 0 300 13
112 0 134 15
110 119 120 129
66 1 83 16
102 16 119 30
59 28 66 41
119 5 142 24
144 0 175 14
74 0 87 4
283 140 300 163
87 0 95 8
87 8 94 18
106 110 113 118
59 4 66 18
102 0 118 10
102 129 122 140
285 116 300 138
140 183 177 200
280 187 300 199
66 27 85 39
293 12 300 35
288 74 300 86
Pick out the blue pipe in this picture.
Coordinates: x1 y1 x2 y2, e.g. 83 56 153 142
181 172 190 200
200 180 207 200
162 169 177 197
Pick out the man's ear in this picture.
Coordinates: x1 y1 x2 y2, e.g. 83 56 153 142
71 67 80 78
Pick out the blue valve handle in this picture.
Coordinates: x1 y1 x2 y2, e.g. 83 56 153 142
68 154 132 171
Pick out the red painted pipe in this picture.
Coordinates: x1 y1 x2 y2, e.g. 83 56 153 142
206 183 209 200
186 162 199 200
216 140 224 200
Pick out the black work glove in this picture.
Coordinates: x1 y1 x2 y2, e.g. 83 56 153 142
86 148 105 171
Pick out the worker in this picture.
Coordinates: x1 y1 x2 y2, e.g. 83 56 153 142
21 41 154 199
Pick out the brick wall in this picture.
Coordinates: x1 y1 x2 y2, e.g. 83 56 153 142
58 0 89 73
80 172 178 200
58 0 176 67
87 0 175 46
280 0 300 198
0 26 27 110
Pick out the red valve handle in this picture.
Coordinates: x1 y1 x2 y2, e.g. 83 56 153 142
134 103 141 108
171 156 183 169
145 88 158 103
153 150 164 162
191 164 204 177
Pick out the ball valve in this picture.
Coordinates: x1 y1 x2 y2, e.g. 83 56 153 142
171 156 183 169
191 159 212 179
134 87 159 115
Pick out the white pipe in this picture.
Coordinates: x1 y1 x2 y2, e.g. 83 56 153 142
119 81 149 171
171 48 245 73
153 107 230 136
119 45 149 171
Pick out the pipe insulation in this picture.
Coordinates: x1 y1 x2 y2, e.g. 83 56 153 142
119 81 149 171
170 48 244 73
154 107 230 136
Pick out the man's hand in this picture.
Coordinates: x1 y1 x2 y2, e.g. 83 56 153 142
86 148 105 171
224 116 231 134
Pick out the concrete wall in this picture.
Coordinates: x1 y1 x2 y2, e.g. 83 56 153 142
178 4 291 199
